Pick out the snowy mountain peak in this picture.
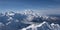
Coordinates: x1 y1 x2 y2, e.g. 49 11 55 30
24 10 34 15
5 11 15 16
21 21 49 30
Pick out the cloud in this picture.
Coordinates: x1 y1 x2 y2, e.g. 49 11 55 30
37 10 60 15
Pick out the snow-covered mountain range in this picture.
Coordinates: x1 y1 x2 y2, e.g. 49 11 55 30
0 10 60 30
21 21 60 30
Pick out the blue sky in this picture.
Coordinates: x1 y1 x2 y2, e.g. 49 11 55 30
0 0 60 13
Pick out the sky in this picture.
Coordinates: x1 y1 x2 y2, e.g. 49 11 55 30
0 0 60 14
